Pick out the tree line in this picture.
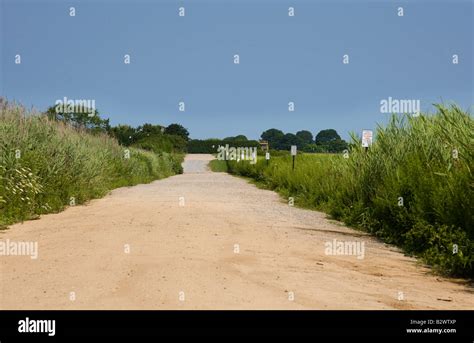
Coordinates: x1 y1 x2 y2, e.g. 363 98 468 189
45 105 189 154
45 104 348 154
261 128 348 153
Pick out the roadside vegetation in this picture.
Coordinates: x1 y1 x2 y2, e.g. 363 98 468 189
0 98 183 227
209 159 228 172
219 105 473 278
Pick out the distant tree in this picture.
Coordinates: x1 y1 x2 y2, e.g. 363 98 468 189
313 129 348 153
164 123 189 141
110 124 137 145
233 135 248 141
138 123 163 137
224 135 248 142
315 129 341 144
296 130 313 145
45 104 110 133
133 134 187 153
111 123 188 151
325 139 348 153
279 133 301 150
261 129 285 149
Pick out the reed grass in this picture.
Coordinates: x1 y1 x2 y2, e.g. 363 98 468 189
0 98 183 227
225 105 473 277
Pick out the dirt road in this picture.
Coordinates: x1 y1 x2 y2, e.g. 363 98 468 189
0 154 472 309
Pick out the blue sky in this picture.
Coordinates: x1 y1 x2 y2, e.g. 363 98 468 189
1 0 472 140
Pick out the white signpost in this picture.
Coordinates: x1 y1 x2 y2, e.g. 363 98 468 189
362 130 373 148
290 145 297 156
265 152 270 165
290 145 297 170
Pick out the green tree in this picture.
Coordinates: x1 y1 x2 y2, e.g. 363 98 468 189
233 135 248 141
296 130 313 145
280 133 301 150
164 124 189 141
45 105 110 133
224 135 248 142
315 129 341 144
314 129 348 153
325 139 348 153
261 129 284 149
132 134 187 153
110 124 137 145
138 123 164 137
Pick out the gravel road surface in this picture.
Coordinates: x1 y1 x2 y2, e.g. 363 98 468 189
0 154 472 309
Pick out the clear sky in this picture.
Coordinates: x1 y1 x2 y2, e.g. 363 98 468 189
1 0 473 140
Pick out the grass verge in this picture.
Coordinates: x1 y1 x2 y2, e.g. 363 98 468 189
222 105 473 278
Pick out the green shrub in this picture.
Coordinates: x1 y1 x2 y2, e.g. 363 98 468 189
132 134 187 153
209 159 228 172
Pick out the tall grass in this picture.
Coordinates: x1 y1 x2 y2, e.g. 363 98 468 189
0 99 183 226
225 105 474 277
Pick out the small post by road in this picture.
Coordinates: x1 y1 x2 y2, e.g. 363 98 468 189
291 145 297 170
265 152 270 166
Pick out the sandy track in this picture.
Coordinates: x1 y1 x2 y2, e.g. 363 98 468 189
0 154 472 309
